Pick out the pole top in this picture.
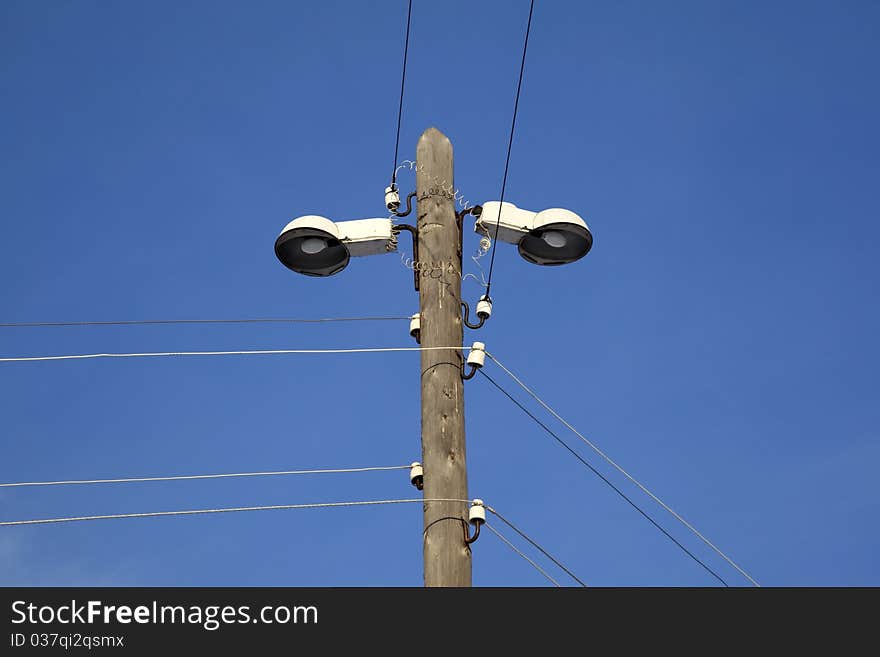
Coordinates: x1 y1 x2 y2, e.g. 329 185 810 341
418 126 452 147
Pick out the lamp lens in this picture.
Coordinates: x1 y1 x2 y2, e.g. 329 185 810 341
517 222 591 266
541 230 567 248
301 237 328 254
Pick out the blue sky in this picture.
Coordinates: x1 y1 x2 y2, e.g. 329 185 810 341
1 0 878 586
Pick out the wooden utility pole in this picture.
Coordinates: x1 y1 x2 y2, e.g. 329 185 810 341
416 127 471 587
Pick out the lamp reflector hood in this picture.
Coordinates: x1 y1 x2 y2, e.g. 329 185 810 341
517 208 592 266
274 215 350 277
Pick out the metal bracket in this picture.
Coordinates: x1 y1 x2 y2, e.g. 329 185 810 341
391 191 418 218
461 300 487 330
464 521 481 545
394 223 420 291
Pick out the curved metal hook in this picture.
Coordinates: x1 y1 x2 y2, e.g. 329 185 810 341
456 205 483 221
461 300 487 330
394 223 420 291
465 521 482 545
391 191 418 218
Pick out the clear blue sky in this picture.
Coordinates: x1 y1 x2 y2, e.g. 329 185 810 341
1 0 878 586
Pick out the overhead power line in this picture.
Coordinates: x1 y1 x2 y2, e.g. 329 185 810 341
485 353 760 587
0 316 411 328
0 465 411 488
0 493 585 587
0 345 467 364
484 522 561 587
485 0 536 298
478 369 728 587
390 0 413 185
0 498 471 527
487 505 587 587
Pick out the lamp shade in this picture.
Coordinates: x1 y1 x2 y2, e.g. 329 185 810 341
274 215 350 277
517 208 592 266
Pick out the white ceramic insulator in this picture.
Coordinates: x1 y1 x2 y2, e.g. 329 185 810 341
466 342 486 369
476 296 492 319
409 313 421 337
410 462 423 482
469 499 486 525
385 186 401 211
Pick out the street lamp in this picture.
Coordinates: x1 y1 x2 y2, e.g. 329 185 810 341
474 201 593 266
274 216 397 277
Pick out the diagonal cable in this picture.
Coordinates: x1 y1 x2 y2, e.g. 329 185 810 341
485 522 561 587
391 0 413 184
485 0 536 298
478 369 728 586
486 506 587 587
485 353 759 587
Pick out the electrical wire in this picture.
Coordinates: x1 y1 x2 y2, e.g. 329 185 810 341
0 491 584 588
0 465 411 488
0 317 411 328
391 0 413 185
484 0 536 299
486 505 587 587
477 369 729 587
0 345 467 364
485 354 759 587
0 498 471 527
484 522 561 587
